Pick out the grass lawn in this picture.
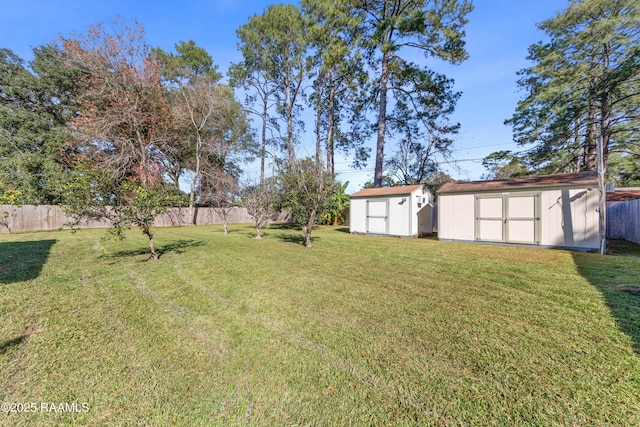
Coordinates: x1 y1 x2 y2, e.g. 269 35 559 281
1 224 639 426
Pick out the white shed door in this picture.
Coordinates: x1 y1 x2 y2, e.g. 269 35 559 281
506 195 538 244
367 200 388 234
476 194 540 244
477 196 504 242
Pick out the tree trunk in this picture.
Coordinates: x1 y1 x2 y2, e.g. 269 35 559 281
305 209 316 248
315 89 322 165
374 51 390 187
255 221 262 239
260 94 268 187
586 79 598 171
305 229 312 248
143 226 159 260
223 222 228 235
327 74 336 175
286 83 295 164
597 135 606 255
189 135 203 225
599 43 611 172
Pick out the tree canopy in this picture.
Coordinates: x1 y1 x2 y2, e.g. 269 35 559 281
506 0 640 178
349 0 473 187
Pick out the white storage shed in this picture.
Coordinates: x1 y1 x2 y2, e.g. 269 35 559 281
350 185 433 237
437 172 600 250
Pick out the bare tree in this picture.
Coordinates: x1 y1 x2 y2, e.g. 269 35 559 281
241 181 275 239
172 82 225 223
199 171 239 235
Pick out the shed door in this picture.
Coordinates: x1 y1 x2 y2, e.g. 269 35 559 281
367 200 388 234
476 194 540 244
476 196 504 242
506 194 539 244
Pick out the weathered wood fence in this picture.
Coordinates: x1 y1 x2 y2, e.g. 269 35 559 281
607 199 640 244
0 205 289 234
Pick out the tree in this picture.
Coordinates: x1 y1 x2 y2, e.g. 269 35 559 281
481 151 530 180
386 134 452 185
61 165 179 260
0 47 78 204
59 18 174 259
234 4 310 165
507 0 640 175
275 158 337 248
201 174 239 235
152 40 221 86
153 40 223 196
241 181 276 240
421 170 452 195
191 86 255 213
303 0 370 174
228 52 278 187
349 0 473 187
609 152 640 187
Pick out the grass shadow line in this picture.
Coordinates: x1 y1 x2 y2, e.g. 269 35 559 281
268 223 301 231
109 239 205 259
0 335 27 355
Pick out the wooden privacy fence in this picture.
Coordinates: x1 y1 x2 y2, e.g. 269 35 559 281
0 205 289 234
607 199 640 244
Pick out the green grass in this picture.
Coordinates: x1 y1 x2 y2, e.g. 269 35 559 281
1 225 639 426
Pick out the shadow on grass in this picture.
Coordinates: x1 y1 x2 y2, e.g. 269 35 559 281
335 227 350 233
279 233 320 246
109 239 205 259
268 223 301 231
419 233 439 241
0 240 57 284
0 335 27 355
572 240 640 354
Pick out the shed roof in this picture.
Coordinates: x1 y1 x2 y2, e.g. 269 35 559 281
607 190 640 202
438 172 598 194
351 184 425 198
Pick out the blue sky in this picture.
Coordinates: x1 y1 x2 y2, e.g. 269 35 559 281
1 0 569 192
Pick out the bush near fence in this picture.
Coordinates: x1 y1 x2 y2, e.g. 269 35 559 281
0 205 290 233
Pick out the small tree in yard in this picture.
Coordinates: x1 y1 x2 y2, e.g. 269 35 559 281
200 172 240 235
276 158 338 248
242 181 275 239
61 164 180 260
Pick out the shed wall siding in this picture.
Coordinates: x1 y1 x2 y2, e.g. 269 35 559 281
349 199 367 234
438 194 474 240
388 196 410 236
540 188 599 249
439 186 599 249
350 188 433 237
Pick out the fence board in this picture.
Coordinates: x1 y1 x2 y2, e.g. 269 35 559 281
0 205 285 233
607 199 640 244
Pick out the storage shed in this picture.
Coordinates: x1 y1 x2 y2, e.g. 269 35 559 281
350 185 433 237
437 172 600 250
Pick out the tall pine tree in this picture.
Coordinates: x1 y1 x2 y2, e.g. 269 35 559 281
507 0 640 177
349 0 472 187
